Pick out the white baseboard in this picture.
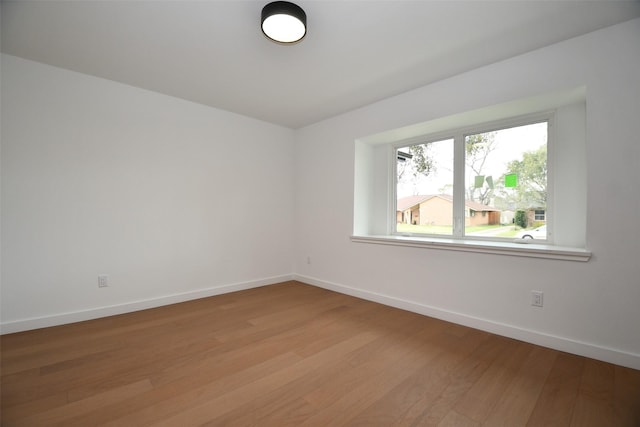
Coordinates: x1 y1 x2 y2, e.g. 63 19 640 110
0 274 294 335
293 274 640 371
4 273 638 370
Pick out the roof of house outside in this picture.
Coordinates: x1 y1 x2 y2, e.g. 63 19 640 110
397 194 500 212
396 195 434 211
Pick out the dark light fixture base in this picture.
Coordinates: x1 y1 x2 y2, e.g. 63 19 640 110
261 1 307 44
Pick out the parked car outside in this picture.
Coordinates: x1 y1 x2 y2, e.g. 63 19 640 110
516 225 547 239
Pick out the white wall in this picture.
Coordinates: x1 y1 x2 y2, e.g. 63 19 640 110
2 19 639 370
1 54 295 331
294 19 640 369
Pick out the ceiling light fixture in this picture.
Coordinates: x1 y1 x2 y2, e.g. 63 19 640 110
261 1 306 44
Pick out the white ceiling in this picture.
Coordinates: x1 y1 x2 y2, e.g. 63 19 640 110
2 1 639 129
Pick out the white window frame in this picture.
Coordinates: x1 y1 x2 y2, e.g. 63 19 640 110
391 113 553 243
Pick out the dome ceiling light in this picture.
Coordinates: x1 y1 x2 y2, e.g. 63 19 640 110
261 1 307 44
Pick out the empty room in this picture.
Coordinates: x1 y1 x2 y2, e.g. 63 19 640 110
2 1 640 425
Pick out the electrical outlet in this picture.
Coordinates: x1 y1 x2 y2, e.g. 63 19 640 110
531 291 543 307
307 256 311 265
98 274 109 288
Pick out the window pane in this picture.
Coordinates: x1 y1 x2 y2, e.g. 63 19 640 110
396 139 454 235
464 122 547 240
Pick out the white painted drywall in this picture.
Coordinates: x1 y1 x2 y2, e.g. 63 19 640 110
294 19 640 368
1 54 295 330
2 19 639 369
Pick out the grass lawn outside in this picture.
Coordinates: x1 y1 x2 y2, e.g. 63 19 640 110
397 223 521 237
396 223 452 235
496 228 519 238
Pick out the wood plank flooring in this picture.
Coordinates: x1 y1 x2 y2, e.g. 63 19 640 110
1 281 639 426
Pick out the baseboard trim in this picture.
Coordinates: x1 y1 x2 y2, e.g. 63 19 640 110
4 273 638 370
0 274 294 335
293 274 640 371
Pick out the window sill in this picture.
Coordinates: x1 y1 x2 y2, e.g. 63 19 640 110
351 235 591 262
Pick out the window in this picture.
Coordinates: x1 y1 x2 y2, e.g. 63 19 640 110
395 118 549 242
352 89 589 261
396 138 453 236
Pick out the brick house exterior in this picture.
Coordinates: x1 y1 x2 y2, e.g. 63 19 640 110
397 194 501 227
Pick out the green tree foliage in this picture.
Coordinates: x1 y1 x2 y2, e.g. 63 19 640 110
515 210 527 228
504 145 547 208
410 144 434 177
465 132 496 205
397 144 435 181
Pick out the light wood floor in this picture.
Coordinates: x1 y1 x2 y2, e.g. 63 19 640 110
1 281 639 426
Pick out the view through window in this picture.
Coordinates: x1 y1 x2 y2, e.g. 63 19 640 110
396 121 548 240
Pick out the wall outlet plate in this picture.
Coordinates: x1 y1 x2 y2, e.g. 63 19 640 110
98 274 109 288
531 290 543 307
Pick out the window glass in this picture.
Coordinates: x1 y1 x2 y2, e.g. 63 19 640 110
394 121 548 241
464 122 548 240
396 139 453 236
